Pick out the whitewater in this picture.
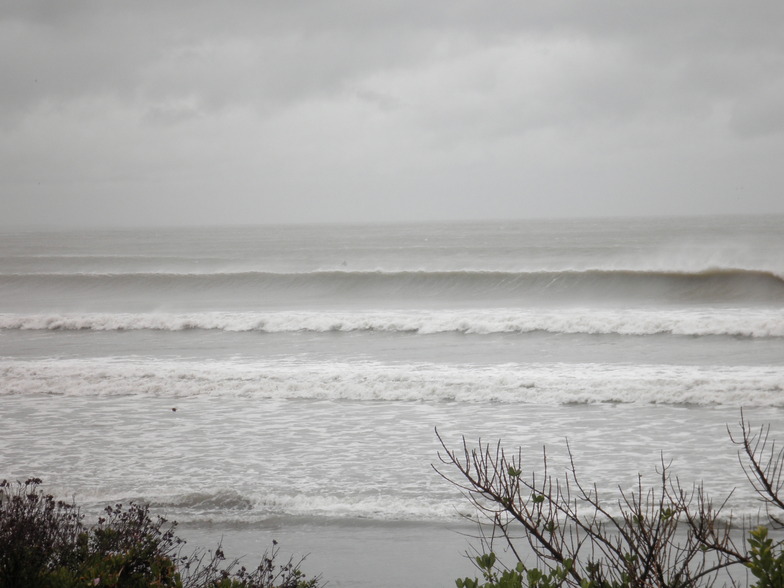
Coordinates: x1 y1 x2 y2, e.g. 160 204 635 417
1 215 783 585
3 306 784 337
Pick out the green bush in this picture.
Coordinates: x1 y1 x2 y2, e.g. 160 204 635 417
746 526 784 588
0 479 322 588
456 552 574 588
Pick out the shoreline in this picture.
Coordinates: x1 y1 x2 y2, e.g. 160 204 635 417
177 518 479 588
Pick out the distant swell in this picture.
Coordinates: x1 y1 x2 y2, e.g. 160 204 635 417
2 268 783 304
2 359 782 406
1 309 782 337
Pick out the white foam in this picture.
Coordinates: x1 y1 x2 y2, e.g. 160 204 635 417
42 478 762 526
2 358 781 406
54 485 469 524
1 308 782 337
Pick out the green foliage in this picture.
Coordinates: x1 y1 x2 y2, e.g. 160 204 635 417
456 552 575 588
747 526 784 588
0 479 322 588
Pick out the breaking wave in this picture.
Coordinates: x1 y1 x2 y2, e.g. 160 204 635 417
2 358 782 406
2 268 783 305
65 487 467 524
2 308 782 337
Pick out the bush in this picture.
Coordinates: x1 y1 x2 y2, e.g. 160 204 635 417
0 478 84 586
436 412 784 588
0 479 322 588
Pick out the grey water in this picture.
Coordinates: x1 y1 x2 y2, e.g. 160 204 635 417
1 215 783 586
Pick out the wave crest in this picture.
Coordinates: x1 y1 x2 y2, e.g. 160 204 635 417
2 268 783 305
2 309 782 338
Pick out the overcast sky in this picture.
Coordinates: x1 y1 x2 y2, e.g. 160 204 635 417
1 1 783 227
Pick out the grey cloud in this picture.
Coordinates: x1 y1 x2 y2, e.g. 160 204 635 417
730 81 784 139
5 1 781 114
1 1 783 226
142 101 205 127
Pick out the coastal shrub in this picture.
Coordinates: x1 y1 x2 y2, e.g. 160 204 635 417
438 412 784 588
455 551 574 588
746 526 784 588
0 478 84 586
0 479 322 588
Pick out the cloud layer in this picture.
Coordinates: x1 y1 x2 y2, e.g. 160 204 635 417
2 1 783 226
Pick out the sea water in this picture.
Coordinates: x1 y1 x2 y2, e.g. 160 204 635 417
1 216 783 586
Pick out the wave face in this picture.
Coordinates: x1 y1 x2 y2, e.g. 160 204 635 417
2 308 782 337
2 268 783 311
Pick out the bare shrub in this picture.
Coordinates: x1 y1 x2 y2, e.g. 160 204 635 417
436 411 784 588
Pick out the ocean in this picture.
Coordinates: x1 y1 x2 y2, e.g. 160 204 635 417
1 215 783 586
